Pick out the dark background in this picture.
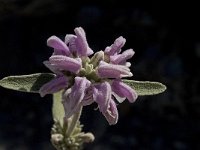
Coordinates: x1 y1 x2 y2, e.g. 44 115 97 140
0 0 200 150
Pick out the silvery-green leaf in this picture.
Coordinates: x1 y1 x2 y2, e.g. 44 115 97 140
53 91 65 126
122 79 166 96
0 73 55 93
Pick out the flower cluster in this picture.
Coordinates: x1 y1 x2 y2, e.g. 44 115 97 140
39 27 138 125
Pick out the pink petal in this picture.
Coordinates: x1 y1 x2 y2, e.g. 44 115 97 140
65 34 77 54
49 55 82 73
65 34 77 44
97 61 132 78
111 80 138 103
39 76 68 97
43 61 62 75
47 36 71 56
81 86 94 106
103 99 118 125
110 49 135 65
63 77 91 118
93 82 112 113
112 92 126 103
74 27 94 56
105 36 126 55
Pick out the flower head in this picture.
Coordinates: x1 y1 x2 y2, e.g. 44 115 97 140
39 27 138 125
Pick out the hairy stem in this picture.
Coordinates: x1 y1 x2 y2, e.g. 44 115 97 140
66 106 83 137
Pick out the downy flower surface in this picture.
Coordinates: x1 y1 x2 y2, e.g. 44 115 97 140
39 27 138 125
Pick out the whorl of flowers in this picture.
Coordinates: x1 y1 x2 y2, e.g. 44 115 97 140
39 27 138 125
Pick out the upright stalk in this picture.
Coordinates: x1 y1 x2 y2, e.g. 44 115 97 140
66 106 83 137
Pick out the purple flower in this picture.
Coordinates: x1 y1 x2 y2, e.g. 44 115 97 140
92 82 119 125
104 36 126 55
103 99 118 125
111 80 138 103
62 77 91 118
47 36 71 56
74 27 94 56
39 27 138 125
97 61 133 78
39 75 68 97
93 82 112 113
110 49 135 65
49 55 82 74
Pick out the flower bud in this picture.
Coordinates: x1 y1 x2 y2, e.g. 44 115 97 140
51 134 64 145
90 50 104 67
79 133 95 143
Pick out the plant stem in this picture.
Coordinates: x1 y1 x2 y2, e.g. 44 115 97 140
66 106 82 137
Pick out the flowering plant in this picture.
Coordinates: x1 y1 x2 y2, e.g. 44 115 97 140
0 27 166 150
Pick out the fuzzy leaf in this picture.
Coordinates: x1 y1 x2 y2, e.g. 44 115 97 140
53 91 65 126
122 79 166 96
0 73 55 93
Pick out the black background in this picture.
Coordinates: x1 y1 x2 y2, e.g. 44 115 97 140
0 0 200 150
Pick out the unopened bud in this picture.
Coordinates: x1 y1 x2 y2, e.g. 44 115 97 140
79 132 95 143
51 134 64 145
90 51 104 67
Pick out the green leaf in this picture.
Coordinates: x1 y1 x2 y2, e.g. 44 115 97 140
53 91 65 126
0 73 55 93
122 79 166 96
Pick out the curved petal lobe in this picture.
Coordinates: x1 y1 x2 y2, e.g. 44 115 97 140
111 80 138 103
103 99 118 125
97 61 132 78
74 27 94 56
47 36 71 56
105 36 126 55
39 76 68 97
49 55 82 73
93 82 112 113
110 49 135 65
63 77 91 118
